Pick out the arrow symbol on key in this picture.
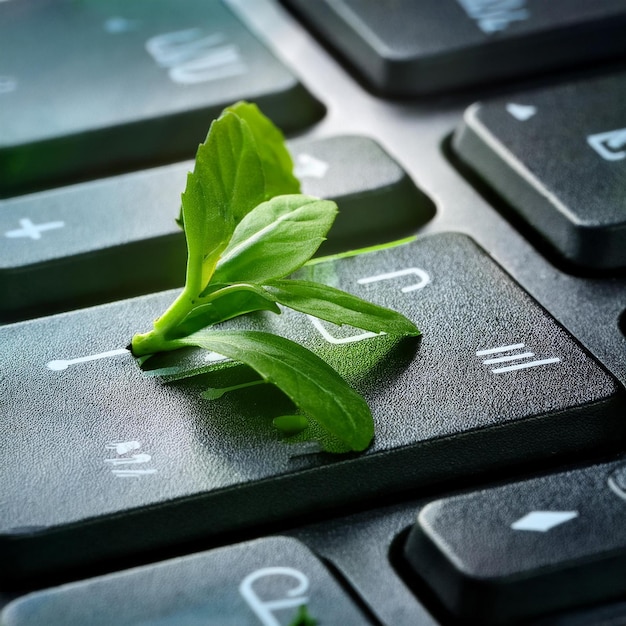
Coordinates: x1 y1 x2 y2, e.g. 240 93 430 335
506 103 537 121
294 153 329 179
511 510 578 532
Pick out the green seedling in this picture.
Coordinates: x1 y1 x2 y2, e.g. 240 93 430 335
131 101 419 451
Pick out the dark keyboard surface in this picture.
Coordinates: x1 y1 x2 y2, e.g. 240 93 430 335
1 1 626 624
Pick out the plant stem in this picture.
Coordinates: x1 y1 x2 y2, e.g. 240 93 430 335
131 289 195 356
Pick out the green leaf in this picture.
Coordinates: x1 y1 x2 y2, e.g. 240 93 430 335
272 414 309 435
265 279 420 336
226 101 301 200
174 283 281 337
212 195 338 284
176 329 374 451
181 109 265 292
288 605 317 626
180 102 301 294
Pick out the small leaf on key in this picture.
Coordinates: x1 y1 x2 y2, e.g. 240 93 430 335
273 414 310 435
266 278 420 335
289 605 318 626
211 195 337 284
177 330 374 451
131 101 420 452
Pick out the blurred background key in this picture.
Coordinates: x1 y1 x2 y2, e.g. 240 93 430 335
0 0 324 197
282 0 626 95
1 537 371 625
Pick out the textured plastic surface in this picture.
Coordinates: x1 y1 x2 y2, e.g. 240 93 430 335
1 234 623 584
405 461 626 624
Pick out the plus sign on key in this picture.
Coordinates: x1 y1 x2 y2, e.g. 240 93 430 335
5 217 65 240
1 204 73 321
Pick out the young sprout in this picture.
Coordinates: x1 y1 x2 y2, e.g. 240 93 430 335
131 102 420 452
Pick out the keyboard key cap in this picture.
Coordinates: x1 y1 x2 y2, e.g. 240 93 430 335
0 136 432 321
1 536 369 625
283 0 626 95
404 460 626 624
1 233 623 584
453 72 626 271
0 0 323 197
0 162 189 321
291 135 435 253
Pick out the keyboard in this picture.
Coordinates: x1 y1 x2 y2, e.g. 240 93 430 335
1 0 626 623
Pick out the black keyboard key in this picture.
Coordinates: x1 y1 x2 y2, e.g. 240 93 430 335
404 460 626 624
0 162 188 321
453 72 626 271
0 135 431 321
283 0 626 95
291 135 435 253
0 0 323 197
1 234 623 584
1 536 369 624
